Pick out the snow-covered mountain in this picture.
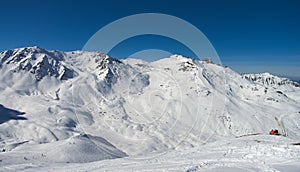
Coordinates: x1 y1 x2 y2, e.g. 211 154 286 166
243 73 300 88
0 46 75 81
0 47 300 171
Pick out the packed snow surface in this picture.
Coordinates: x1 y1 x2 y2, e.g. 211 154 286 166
0 47 299 171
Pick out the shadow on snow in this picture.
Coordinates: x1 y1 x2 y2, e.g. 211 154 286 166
0 104 26 124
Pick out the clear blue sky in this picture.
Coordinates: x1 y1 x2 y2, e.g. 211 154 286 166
0 0 299 80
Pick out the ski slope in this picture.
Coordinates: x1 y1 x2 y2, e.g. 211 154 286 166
2 135 300 171
0 47 299 171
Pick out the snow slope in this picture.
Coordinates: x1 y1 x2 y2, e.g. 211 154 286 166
2 135 299 172
0 47 299 171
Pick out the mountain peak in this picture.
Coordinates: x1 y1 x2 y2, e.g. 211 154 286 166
243 73 300 87
0 46 75 81
169 54 192 61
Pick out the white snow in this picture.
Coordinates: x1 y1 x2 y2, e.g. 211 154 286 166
0 47 299 171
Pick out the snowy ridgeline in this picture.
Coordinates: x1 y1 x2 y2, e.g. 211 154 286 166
0 46 300 171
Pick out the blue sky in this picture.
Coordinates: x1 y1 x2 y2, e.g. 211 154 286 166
0 0 299 80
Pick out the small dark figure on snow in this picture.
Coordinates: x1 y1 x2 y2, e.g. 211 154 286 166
269 129 280 135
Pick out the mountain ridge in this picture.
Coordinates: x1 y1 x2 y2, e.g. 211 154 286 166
1 46 298 86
